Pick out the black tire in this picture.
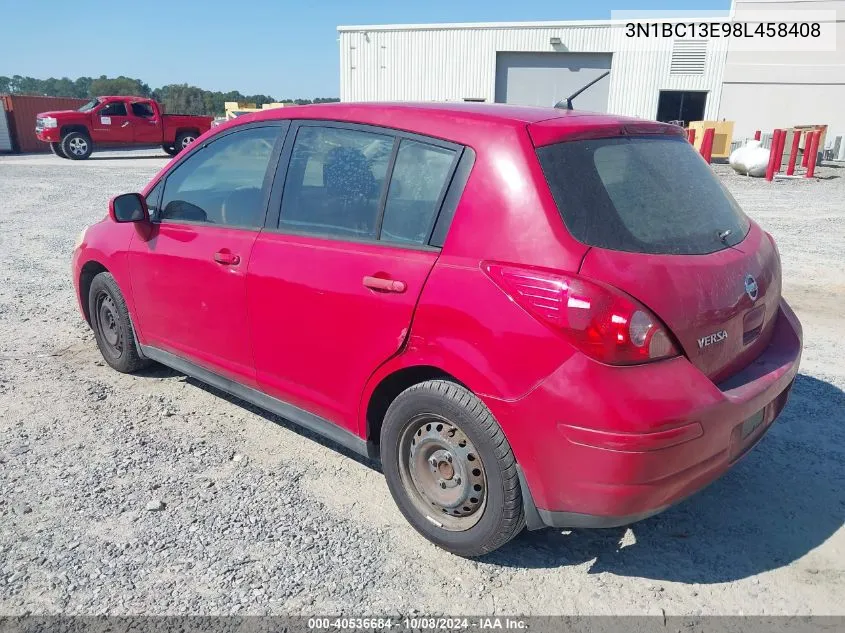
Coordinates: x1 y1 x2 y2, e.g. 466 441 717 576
88 272 151 374
162 144 178 156
61 131 92 160
381 380 525 557
174 131 197 153
50 142 68 158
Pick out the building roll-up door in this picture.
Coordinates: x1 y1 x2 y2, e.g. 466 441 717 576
494 52 613 111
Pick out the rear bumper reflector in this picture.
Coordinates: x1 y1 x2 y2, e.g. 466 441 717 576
557 421 704 452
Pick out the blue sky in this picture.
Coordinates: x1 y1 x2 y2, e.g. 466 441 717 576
1 0 730 99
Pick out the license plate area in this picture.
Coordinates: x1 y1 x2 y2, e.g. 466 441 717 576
730 381 794 461
741 409 766 439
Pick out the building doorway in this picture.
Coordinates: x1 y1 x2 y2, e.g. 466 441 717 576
656 91 707 126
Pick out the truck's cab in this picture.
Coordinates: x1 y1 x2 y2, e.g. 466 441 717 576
35 96 212 159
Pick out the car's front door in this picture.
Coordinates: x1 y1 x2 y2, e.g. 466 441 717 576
128 123 287 385
91 100 133 144
130 100 161 145
248 122 462 431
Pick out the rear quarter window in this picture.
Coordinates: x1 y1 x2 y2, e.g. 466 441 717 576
536 136 750 255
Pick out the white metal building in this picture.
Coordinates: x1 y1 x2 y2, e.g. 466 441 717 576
338 20 730 125
338 1 844 145
720 0 845 140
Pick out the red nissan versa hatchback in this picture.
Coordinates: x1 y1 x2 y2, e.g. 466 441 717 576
72 102 802 556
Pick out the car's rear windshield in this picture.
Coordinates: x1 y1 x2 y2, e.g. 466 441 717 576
536 135 750 255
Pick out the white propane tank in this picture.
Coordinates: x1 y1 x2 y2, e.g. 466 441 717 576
729 139 770 177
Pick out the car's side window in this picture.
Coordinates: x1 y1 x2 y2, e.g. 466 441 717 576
159 126 280 228
279 126 393 239
380 140 457 245
131 102 155 118
98 102 127 117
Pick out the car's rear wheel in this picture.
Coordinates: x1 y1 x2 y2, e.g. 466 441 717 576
88 272 150 373
61 131 92 160
162 144 178 156
175 131 197 153
381 380 525 557
50 142 68 158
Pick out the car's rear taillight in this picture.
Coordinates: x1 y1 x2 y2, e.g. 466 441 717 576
483 262 680 365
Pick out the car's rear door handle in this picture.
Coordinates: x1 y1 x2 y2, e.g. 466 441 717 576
363 276 406 293
213 251 240 265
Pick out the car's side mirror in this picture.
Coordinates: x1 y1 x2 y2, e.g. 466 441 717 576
109 193 149 223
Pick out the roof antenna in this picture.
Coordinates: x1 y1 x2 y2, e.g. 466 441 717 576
554 71 610 110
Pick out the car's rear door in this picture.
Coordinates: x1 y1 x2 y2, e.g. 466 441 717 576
533 128 781 384
247 121 462 431
128 122 288 385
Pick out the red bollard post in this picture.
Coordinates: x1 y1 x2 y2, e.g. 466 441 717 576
806 130 821 179
801 131 811 167
786 130 801 175
774 128 787 174
754 130 761 141
765 129 782 181
687 128 696 145
700 127 715 164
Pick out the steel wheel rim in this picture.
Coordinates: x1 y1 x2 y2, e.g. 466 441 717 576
181 136 195 149
95 292 123 357
69 137 88 155
398 414 487 531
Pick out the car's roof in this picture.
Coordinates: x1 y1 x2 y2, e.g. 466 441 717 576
96 95 151 101
215 101 647 147
246 101 614 125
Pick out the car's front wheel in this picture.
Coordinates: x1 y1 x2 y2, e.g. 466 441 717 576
381 380 525 557
162 144 178 157
88 272 151 373
61 131 93 160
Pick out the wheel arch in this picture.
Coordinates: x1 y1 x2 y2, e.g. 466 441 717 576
79 260 110 325
175 127 201 140
60 124 90 139
363 364 470 454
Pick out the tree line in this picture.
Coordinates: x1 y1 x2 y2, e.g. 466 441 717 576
0 75 339 117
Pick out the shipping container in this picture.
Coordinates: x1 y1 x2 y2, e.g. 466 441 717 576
0 95 88 153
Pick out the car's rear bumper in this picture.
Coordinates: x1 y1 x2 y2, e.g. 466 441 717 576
487 298 803 529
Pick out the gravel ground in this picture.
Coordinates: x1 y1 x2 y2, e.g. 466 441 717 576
0 150 843 616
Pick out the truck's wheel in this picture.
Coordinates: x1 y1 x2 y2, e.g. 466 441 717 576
50 142 68 159
175 131 197 153
162 144 178 157
61 132 93 160
380 380 525 557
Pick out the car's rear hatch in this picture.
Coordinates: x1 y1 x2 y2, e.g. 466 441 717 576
530 119 781 383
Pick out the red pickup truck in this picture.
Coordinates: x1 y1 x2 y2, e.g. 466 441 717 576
35 96 213 160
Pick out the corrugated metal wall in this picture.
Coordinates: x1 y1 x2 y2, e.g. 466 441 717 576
338 22 728 122
0 95 88 153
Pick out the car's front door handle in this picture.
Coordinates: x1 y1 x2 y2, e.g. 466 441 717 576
121 122 130 128
363 275 406 293
213 251 240 265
